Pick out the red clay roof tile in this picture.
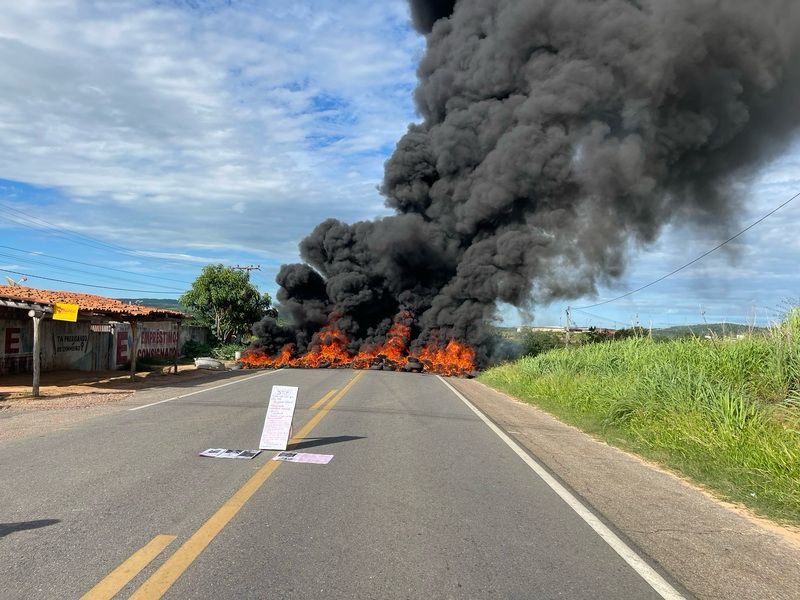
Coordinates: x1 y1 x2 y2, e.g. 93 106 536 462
0 285 184 319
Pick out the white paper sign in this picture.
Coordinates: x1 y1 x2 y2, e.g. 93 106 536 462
259 385 299 450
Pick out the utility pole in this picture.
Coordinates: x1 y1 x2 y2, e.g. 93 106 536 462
232 265 261 272
565 306 571 347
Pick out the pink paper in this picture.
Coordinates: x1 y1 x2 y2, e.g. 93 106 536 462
272 452 334 464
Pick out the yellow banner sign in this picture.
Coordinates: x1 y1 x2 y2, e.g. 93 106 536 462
52 302 79 322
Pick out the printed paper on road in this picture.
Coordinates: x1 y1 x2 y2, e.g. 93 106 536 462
259 385 299 450
272 452 334 464
199 448 261 459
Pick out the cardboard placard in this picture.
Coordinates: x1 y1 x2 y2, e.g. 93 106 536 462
52 302 79 322
259 385 299 450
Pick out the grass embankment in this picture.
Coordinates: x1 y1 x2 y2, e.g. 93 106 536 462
480 312 800 525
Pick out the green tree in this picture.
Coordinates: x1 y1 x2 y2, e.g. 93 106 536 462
180 265 277 343
522 331 563 357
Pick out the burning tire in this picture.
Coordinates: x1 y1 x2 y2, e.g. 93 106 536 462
403 358 423 373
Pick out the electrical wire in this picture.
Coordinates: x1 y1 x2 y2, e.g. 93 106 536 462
571 308 625 327
0 202 213 268
0 268 183 295
0 251 185 291
0 245 191 285
575 189 800 310
0 205 131 254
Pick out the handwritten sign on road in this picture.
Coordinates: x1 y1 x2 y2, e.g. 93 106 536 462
259 385 298 451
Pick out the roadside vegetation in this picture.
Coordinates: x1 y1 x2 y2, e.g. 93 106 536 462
180 264 276 343
480 310 800 525
180 340 249 361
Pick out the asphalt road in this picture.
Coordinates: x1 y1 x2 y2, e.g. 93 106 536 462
0 369 684 599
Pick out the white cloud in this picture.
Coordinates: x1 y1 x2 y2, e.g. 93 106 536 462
0 0 422 262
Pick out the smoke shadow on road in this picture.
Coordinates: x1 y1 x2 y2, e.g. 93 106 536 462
289 435 366 451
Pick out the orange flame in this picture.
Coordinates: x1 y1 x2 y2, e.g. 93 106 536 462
239 344 294 368
413 339 476 377
296 326 351 368
239 313 476 376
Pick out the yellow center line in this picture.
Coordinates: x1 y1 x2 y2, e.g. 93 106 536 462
309 388 337 410
80 534 175 600
129 370 365 600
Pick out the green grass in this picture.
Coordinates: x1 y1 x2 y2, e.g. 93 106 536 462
480 310 800 526
211 343 248 360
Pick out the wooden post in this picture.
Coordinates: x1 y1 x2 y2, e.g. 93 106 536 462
129 321 139 382
30 311 42 397
173 320 180 374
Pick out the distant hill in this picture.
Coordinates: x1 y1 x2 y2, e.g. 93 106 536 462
653 323 765 339
494 323 765 343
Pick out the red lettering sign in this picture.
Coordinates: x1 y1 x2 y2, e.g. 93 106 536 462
4 328 20 354
116 331 129 364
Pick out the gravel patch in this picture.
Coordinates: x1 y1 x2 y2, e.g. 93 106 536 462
0 391 133 412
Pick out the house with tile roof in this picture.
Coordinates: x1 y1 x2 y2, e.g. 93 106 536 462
0 285 188 396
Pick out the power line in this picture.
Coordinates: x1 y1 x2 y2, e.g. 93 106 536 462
0 202 212 268
0 245 191 285
0 250 185 291
0 268 183 295
0 204 132 254
571 308 625 327
576 189 800 309
573 307 695 329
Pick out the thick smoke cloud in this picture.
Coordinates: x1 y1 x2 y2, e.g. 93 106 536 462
408 0 456 33
255 0 800 364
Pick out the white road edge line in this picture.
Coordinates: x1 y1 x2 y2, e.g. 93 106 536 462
436 376 685 600
128 370 281 411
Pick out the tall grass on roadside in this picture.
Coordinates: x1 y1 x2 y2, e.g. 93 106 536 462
480 310 800 525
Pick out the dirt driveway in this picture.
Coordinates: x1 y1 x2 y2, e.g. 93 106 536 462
0 366 241 442
0 366 227 411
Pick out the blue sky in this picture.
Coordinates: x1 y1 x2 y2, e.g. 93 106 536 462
0 1 797 328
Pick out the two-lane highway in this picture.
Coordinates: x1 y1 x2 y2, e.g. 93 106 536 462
0 369 685 599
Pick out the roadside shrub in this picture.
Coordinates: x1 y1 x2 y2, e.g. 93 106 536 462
211 343 248 360
613 325 648 340
182 340 212 359
522 331 563 357
579 327 617 344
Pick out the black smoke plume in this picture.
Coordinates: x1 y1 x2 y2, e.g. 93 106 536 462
255 0 800 364
409 0 456 33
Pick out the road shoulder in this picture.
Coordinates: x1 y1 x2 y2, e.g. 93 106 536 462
0 369 264 444
447 378 800 600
